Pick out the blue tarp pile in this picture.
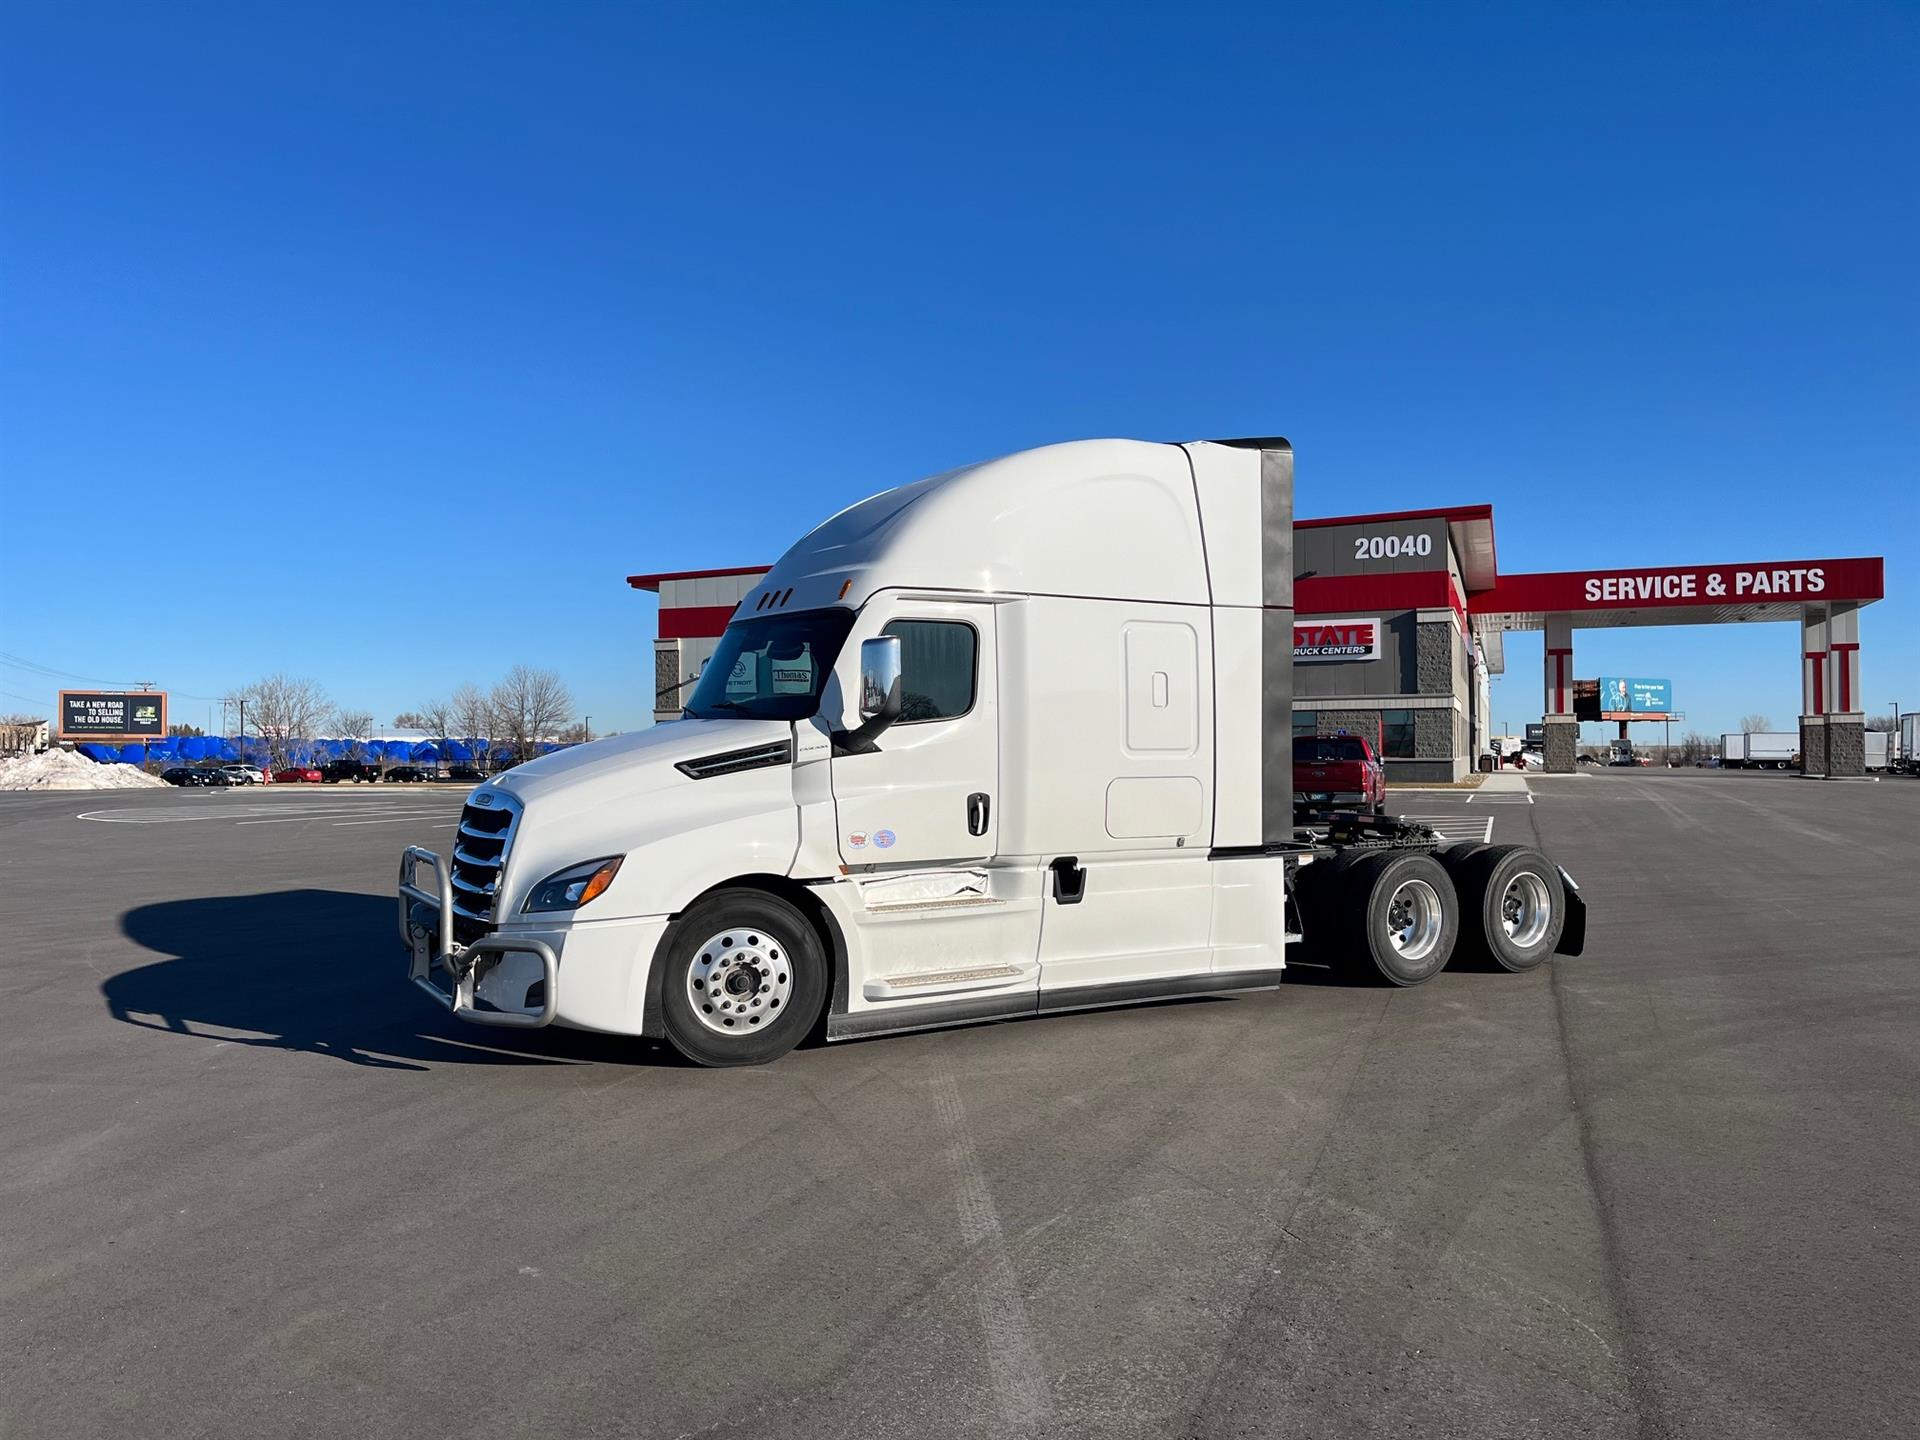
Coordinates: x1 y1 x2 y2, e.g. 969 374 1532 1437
77 735 573 767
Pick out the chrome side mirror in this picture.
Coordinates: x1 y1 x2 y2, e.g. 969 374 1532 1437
859 635 903 722
835 635 903 756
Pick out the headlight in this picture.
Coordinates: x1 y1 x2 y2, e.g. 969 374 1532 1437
523 856 624 913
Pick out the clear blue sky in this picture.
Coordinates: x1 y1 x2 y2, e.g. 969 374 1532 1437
3 2 1914 738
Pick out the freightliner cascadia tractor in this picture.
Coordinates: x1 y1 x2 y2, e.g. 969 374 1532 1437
401 438 1585 1065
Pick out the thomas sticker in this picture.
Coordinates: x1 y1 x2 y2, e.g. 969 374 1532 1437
873 829 897 849
847 832 868 849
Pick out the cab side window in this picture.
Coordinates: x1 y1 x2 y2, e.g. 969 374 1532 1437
883 620 977 723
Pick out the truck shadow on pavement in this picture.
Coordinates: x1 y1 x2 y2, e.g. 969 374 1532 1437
105 889 677 1071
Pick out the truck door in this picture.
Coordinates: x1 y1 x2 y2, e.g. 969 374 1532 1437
829 598 1042 1004
831 598 1002 867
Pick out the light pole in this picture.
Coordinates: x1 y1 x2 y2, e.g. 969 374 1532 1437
585 715 592 742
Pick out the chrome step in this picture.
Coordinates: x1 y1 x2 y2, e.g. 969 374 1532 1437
862 963 1035 1001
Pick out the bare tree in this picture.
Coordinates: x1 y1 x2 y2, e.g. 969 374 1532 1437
490 665 573 767
555 720 594 746
1865 714 1895 732
450 683 493 763
236 675 332 768
334 708 373 763
399 697 458 748
1739 714 1772 734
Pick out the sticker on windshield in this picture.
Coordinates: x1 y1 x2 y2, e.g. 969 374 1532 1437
847 832 868 849
873 829 896 849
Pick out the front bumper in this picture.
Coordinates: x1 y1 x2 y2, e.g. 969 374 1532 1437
1294 790 1371 810
398 846 670 1034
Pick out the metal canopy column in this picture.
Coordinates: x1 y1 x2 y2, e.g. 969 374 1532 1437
1541 613 1576 773
1825 602 1865 777
1799 605 1828 776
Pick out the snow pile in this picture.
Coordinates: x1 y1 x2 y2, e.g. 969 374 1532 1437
0 749 168 791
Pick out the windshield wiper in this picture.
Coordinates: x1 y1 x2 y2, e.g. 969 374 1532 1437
688 699 757 717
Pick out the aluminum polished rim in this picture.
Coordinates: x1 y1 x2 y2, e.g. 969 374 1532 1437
1385 878 1443 962
686 928 791 1035
1501 871 1553 948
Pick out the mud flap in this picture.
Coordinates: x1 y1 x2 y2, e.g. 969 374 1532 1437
1555 866 1587 957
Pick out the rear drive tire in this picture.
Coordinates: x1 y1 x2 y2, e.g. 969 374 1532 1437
1341 852 1458 986
659 889 827 1067
1450 845 1564 972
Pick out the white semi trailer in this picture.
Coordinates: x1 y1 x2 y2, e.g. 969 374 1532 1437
399 438 1585 1066
1721 731 1799 770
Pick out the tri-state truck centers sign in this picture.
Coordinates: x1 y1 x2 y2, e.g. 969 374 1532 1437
1293 617 1381 662
58 690 167 740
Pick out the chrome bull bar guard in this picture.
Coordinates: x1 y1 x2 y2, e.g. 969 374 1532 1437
398 845 557 1028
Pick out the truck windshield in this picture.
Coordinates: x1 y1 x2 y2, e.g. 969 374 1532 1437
1294 737 1367 763
683 608 856 722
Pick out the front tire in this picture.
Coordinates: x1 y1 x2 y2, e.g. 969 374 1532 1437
660 889 827 1067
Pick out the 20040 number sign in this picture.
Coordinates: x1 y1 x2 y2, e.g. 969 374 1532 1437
1353 533 1433 560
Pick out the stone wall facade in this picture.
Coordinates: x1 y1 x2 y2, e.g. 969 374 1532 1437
1316 711 1380 740
1543 719 1578 773
1799 716 1827 776
1415 622 1454 696
1414 707 1454 759
1827 718 1865 777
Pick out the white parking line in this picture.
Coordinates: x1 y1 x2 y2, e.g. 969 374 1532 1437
1401 814 1496 843
331 813 461 827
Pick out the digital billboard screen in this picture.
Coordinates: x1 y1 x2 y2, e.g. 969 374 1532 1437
58 690 168 740
1596 677 1672 717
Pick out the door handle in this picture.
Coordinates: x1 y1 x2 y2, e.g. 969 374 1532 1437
966 792 990 836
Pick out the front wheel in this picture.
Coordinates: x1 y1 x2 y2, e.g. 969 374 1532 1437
659 889 827 1067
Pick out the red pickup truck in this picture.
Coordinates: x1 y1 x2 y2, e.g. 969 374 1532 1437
1293 733 1386 816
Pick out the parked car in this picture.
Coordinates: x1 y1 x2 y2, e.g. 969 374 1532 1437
272 766 323 783
219 764 266 785
319 760 379 783
161 767 214 787
384 765 438 783
1576 753 1601 765
445 764 487 782
1293 733 1386 816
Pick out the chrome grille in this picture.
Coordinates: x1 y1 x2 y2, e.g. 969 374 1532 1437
449 796 517 944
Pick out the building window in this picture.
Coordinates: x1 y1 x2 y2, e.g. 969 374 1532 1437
883 620 977 722
1293 710 1318 738
1382 708 1416 758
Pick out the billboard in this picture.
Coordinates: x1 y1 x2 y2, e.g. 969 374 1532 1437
1293 617 1381 663
1596 677 1672 718
58 690 167 741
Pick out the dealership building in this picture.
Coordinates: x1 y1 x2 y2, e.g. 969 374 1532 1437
632 504 1884 779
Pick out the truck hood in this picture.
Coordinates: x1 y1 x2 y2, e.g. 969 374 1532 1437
474 716 802 920
484 717 789 810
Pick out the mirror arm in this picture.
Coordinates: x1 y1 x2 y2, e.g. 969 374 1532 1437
830 714 889 757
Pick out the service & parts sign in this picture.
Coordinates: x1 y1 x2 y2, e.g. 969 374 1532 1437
58 690 168 740
1293 617 1381 662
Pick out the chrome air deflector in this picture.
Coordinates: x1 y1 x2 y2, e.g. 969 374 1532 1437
674 739 793 780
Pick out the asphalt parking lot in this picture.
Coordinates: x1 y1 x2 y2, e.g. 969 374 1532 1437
3 773 1916 1439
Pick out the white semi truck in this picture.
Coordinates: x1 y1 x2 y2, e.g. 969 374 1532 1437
399 438 1585 1066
